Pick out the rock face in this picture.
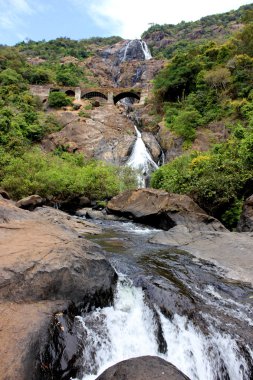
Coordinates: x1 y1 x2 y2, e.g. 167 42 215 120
237 195 253 232
107 188 226 232
0 199 116 380
43 106 136 165
95 356 190 380
86 39 164 88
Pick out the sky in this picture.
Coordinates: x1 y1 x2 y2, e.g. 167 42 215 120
0 0 252 46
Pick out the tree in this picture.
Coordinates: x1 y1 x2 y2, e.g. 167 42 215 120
48 92 72 108
203 67 231 91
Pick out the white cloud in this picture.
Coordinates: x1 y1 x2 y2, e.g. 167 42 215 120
9 0 33 14
85 0 253 39
0 0 44 31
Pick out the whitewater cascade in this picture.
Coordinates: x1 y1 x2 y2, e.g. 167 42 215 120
122 39 152 61
126 126 158 187
140 40 152 60
78 275 252 380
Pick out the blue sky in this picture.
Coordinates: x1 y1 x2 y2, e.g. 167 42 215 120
0 0 252 46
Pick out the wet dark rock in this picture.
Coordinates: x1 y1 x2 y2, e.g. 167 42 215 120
38 289 115 380
0 188 10 199
95 356 190 380
107 188 226 232
142 132 162 162
237 194 253 232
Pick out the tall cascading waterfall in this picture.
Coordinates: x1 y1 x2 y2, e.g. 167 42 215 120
140 40 152 60
77 275 253 380
122 39 152 62
126 126 158 187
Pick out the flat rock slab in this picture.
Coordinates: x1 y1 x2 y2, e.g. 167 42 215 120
151 227 253 286
95 356 190 380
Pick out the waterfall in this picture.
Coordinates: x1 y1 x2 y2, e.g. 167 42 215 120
126 126 158 187
140 40 152 60
77 276 252 380
122 40 131 61
122 40 152 62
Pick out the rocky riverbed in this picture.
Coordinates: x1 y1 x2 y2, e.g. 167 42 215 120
0 197 116 380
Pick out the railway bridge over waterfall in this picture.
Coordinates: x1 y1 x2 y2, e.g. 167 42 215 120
30 85 147 105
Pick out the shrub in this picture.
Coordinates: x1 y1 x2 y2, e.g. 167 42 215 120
48 92 72 108
0 148 138 201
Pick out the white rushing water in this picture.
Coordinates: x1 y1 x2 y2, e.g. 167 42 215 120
122 39 152 61
127 126 158 187
140 40 152 60
77 276 252 380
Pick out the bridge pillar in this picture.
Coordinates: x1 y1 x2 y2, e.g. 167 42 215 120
75 87 81 101
139 89 149 105
107 91 114 104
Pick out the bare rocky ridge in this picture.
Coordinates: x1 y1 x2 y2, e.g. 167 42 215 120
0 198 116 380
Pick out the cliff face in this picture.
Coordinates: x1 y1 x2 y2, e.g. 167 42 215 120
85 39 164 88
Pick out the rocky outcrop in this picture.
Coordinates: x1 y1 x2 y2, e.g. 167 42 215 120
237 195 253 232
107 188 226 232
158 121 229 163
42 106 136 165
0 199 116 380
95 356 190 380
16 194 45 210
85 39 164 88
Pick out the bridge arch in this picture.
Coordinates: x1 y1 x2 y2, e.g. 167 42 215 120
82 91 108 101
65 89 75 97
114 91 140 104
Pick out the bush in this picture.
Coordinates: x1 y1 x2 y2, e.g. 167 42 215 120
48 91 72 108
151 129 253 228
0 148 138 201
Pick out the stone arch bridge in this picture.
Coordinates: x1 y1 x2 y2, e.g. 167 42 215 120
30 85 147 105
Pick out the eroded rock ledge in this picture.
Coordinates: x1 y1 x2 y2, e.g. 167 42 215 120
0 198 117 380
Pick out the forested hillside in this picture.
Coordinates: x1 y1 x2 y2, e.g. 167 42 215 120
142 3 253 58
0 4 253 228
150 6 253 228
0 36 136 202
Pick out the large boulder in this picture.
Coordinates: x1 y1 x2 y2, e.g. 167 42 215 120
95 356 190 380
107 188 226 232
0 200 116 380
237 195 253 232
16 194 45 210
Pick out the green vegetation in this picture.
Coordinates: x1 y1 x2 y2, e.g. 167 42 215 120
48 91 72 108
151 126 253 229
142 4 253 58
0 148 137 201
0 38 137 203
150 9 253 228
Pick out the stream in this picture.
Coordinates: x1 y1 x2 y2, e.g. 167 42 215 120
73 219 253 380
